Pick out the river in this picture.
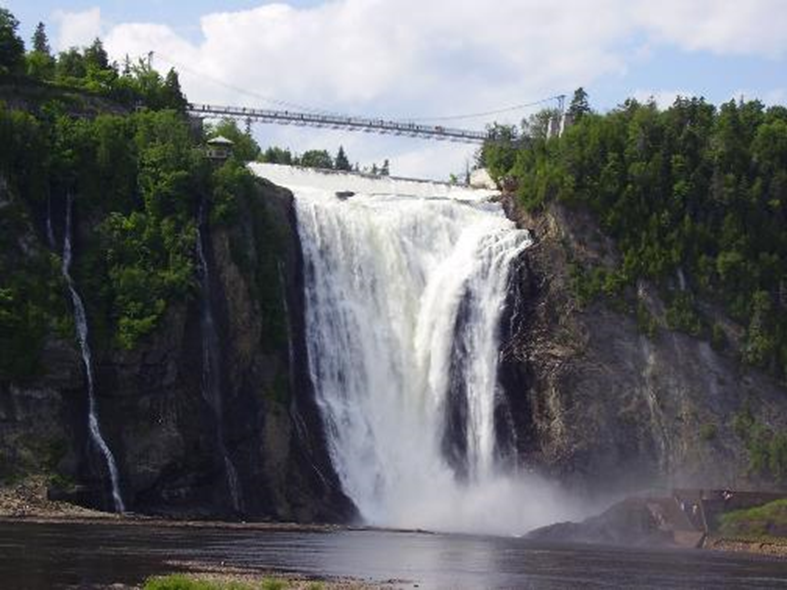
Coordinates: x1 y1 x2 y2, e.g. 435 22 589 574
1 520 786 589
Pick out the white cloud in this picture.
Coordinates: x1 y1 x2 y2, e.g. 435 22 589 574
52 7 103 51
53 0 787 178
633 0 787 58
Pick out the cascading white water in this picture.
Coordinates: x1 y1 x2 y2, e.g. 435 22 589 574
251 164 585 535
195 217 242 513
62 195 125 513
46 195 56 248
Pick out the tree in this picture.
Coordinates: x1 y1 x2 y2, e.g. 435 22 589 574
478 123 518 181
335 146 351 171
568 87 591 121
206 119 260 162
161 68 188 112
27 21 55 81
261 146 293 165
0 8 25 76
84 38 109 71
380 159 390 176
26 50 55 81
56 48 87 81
300 149 333 170
32 22 50 55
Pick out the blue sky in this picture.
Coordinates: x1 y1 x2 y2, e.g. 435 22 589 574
3 1 786 178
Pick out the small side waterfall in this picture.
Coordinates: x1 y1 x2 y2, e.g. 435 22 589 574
196 207 242 513
46 194 56 248
62 195 125 513
251 163 583 535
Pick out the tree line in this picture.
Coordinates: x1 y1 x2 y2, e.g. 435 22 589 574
0 8 187 111
480 89 787 381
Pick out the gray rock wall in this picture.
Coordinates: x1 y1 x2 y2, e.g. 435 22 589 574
500 196 787 496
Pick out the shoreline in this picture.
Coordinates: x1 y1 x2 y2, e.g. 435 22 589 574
705 535 787 557
2 478 786 560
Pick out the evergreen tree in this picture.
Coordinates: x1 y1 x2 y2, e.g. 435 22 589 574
568 87 591 121
162 68 188 112
84 38 109 71
0 8 25 76
335 145 351 171
32 22 50 55
380 159 390 176
26 22 55 81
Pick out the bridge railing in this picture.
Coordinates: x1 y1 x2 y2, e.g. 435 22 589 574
188 103 490 144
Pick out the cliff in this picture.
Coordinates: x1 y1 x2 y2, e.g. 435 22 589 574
0 175 354 522
499 195 787 496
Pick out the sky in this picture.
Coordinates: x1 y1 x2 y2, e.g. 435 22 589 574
4 0 787 179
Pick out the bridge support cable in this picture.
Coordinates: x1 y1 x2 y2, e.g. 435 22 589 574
188 103 489 145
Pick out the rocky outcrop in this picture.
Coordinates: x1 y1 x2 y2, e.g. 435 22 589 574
1 178 355 522
500 196 787 496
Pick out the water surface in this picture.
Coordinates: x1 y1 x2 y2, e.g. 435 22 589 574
1 520 787 589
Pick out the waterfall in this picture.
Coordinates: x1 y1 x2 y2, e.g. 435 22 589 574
62 194 125 513
251 164 582 535
195 208 242 513
46 194 56 248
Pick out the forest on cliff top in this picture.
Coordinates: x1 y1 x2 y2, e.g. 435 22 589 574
482 90 787 382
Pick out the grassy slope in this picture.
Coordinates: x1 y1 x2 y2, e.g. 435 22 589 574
718 499 787 541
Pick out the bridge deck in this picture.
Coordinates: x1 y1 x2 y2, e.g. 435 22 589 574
188 103 489 144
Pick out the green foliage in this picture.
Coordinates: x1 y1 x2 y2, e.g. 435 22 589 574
719 499 787 540
491 95 787 378
0 99 208 359
298 149 333 170
54 47 86 82
260 146 293 165
25 50 55 81
478 123 519 182
334 145 351 171
732 407 787 482
635 301 658 338
568 263 626 307
699 423 718 441
0 107 70 379
0 8 25 77
210 159 253 224
664 292 703 336
711 323 727 351
568 87 591 121
32 22 50 55
94 110 202 348
206 119 260 162
26 23 54 81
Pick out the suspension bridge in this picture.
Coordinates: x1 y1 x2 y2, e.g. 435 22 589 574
186 95 566 145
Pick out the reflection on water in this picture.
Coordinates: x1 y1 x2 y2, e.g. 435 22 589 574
1 520 787 589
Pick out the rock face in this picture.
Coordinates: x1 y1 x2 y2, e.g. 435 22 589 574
0 178 355 522
4 175 787 522
499 196 787 496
